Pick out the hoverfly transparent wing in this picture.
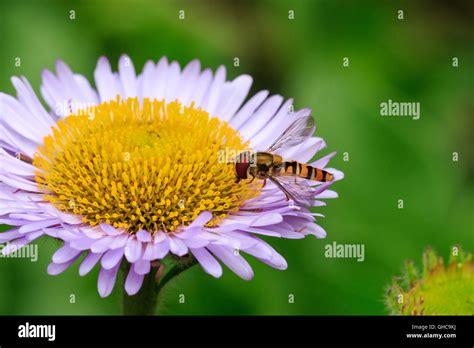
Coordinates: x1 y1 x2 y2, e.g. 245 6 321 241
265 116 315 153
264 173 316 208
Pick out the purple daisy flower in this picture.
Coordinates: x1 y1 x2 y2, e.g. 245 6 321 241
0 55 343 298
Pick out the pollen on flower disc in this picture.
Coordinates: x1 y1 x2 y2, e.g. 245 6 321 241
33 97 260 234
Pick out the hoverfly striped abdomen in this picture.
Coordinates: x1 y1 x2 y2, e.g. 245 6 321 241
281 161 334 182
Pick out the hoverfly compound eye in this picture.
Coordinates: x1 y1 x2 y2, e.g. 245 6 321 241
235 162 250 179
235 152 251 179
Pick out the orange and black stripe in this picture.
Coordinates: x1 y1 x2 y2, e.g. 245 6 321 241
280 161 334 182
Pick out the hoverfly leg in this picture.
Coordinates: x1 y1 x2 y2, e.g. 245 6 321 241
262 178 267 187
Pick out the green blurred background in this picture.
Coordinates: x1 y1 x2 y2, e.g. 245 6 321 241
0 0 472 315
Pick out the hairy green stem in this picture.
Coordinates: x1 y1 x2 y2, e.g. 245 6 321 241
122 267 158 315
122 256 198 315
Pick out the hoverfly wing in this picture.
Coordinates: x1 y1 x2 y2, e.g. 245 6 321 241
265 174 316 208
265 116 315 153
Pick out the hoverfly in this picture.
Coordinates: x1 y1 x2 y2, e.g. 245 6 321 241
234 116 334 207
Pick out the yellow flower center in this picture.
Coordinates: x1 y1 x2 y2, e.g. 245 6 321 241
34 97 260 234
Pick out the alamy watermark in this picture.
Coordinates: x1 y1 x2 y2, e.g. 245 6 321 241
18 322 55 341
324 242 365 262
55 100 96 118
0 243 38 262
380 99 420 120
217 148 257 166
